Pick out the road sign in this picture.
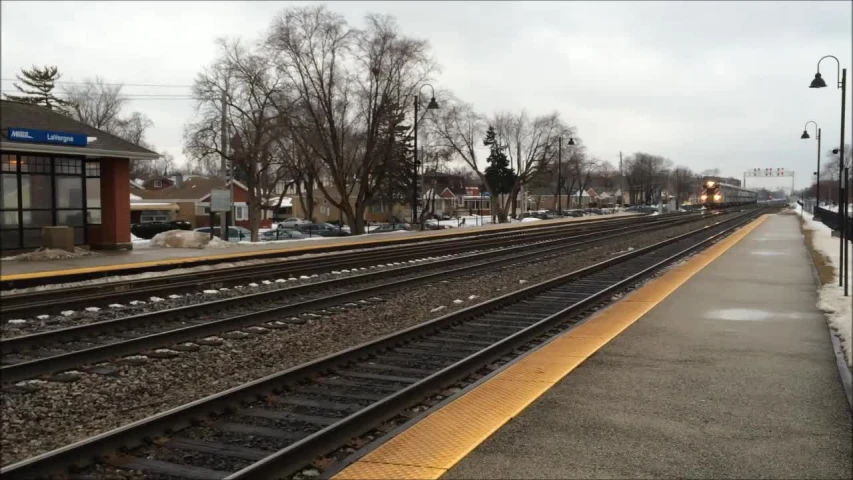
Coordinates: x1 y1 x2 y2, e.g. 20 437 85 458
210 189 232 212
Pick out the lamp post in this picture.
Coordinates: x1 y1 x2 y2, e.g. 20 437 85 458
413 84 439 225
800 121 820 214
556 136 575 215
809 54 848 296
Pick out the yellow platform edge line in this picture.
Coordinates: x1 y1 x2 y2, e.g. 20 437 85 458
332 214 768 480
0 215 632 282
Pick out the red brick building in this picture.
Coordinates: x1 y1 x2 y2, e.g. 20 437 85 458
1 100 159 251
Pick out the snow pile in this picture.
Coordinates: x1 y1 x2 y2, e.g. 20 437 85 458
798 206 852 367
149 230 235 249
1 247 97 262
520 217 542 223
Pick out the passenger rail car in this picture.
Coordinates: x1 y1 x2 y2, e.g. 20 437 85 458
700 181 757 209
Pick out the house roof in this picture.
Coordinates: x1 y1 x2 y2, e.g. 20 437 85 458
0 100 160 159
135 176 246 201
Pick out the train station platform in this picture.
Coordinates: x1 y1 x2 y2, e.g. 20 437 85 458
334 213 852 480
0 214 634 286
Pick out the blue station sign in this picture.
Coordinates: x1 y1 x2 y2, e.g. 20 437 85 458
7 127 88 147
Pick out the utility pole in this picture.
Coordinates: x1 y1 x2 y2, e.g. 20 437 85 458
557 137 562 215
220 91 229 241
619 151 624 207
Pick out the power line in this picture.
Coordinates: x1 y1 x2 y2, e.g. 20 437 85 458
1 90 196 100
0 78 193 88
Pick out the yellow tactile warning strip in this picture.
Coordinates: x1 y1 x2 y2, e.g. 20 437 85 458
0 214 631 282
332 214 768 480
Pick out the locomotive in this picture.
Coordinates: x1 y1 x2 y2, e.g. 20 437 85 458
700 180 757 209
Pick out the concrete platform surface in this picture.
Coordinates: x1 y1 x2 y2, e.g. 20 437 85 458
443 214 852 479
0 214 634 278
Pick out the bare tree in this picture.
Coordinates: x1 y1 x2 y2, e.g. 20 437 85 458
184 37 289 241
672 165 694 209
63 77 125 130
624 152 671 205
428 93 492 213
493 110 567 220
62 78 157 178
596 161 618 191
266 5 436 233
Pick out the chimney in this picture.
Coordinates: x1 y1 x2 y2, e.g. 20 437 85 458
174 174 184 188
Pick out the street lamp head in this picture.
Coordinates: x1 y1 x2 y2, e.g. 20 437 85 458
801 130 810 139
426 97 439 110
832 148 840 154
809 72 828 88
568 137 575 146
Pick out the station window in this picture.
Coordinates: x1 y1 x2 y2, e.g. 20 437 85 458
1 154 17 172
55 157 82 175
19 156 50 173
85 161 101 225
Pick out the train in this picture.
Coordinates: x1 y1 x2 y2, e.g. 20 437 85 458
700 180 757 209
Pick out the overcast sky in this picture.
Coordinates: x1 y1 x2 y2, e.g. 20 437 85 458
2 1 851 190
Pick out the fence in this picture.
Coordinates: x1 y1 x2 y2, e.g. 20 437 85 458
813 205 853 240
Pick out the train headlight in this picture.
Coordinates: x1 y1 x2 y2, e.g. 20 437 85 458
713 194 722 201
700 194 708 201
706 181 715 187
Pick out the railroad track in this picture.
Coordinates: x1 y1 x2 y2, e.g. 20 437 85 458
0 208 771 480
1 214 673 319
0 212 716 384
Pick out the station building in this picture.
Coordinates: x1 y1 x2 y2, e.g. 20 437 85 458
0 100 159 251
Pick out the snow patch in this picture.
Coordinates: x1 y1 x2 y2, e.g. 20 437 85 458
150 296 165 302
60 310 75 317
84 307 100 313
203 290 219 295
109 304 124 309
149 230 235 249
2 247 96 262
799 211 852 367
168 294 181 299
248 283 259 287
8 319 26 324
453 299 463 304
430 306 446 313
36 314 50 320
468 295 479 300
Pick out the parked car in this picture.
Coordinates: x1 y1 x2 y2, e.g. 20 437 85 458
276 217 310 229
260 229 308 241
194 226 251 242
371 223 412 233
296 223 352 237
325 220 352 233
563 209 584 217
131 220 192 240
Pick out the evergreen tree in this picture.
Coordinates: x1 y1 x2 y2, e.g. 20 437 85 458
483 125 515 195
4 65 73 113
370 102 413 215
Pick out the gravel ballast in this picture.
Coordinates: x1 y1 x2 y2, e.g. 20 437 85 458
0 214 737 466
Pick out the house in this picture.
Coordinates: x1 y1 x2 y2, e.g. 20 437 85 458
131 176 273 228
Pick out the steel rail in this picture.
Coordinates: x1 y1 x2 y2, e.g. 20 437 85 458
0 214 653 292
0 208 768 480
0 212 709 384
0 214 674 318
